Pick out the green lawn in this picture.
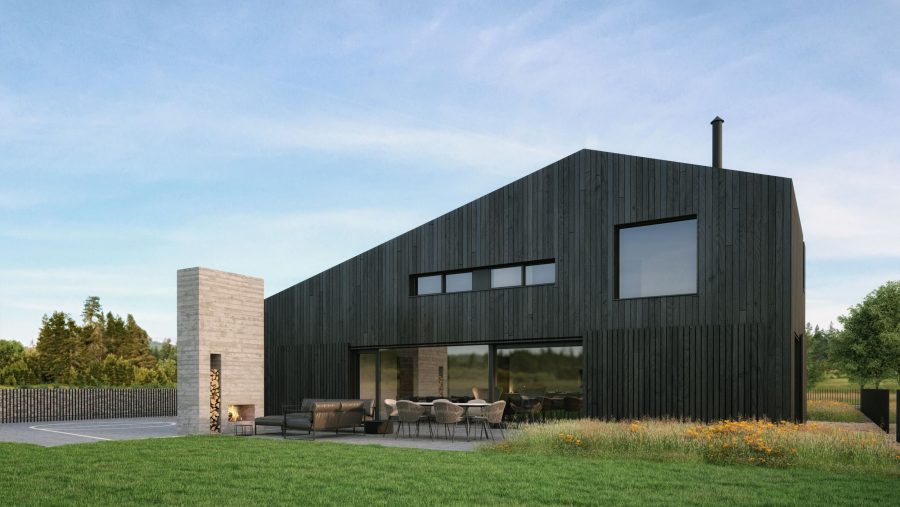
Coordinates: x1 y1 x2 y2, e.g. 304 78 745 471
1 436 897 506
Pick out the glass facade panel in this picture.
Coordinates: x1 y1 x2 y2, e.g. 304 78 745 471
496 345 583 420
371 342 582 419
417 275 442 295
491 266 522 288
618 218 697 299
447 345 490 399
445 272 473 293
525 263 556 285
378 347 448 416
358 351 376 403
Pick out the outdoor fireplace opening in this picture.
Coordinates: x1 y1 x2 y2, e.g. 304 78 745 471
227 404 255 423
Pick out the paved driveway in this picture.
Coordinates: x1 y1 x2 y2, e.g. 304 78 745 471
0 417 178 446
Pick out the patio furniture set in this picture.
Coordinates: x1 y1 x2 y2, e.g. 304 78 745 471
387 399 506 442
252 398 506 441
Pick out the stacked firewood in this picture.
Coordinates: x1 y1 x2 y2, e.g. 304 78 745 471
210 368 221 432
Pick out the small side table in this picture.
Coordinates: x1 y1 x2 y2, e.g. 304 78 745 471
233 422 254 436
363 420 393 435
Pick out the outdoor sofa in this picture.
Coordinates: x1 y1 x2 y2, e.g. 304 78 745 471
254 399 374 438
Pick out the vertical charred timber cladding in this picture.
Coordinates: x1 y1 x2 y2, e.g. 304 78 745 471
263 149 805 422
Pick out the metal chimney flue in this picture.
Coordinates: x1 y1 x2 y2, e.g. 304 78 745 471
711 116 724 168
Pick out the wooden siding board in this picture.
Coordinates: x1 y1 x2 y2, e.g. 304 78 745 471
263 150 800 421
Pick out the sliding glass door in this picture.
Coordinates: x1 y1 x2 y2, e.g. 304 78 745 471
357 341 581 420
496 344 583 420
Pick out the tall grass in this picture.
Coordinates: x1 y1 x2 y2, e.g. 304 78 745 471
808 400 868 423
484 419 900 476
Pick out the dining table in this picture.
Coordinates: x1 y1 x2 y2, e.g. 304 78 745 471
413 401 490 441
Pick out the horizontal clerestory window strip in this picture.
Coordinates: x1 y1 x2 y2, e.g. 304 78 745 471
412 260 556 296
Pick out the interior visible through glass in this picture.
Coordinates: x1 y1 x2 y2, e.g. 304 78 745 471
358 351 376 403
364 342 582 420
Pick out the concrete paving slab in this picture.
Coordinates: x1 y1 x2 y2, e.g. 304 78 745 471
251 423 508 451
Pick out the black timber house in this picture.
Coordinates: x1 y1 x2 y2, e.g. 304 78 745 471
264 147 806 422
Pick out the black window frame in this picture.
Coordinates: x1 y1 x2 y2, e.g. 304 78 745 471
410 259 556 296
614 215 698 300
524 261 556 286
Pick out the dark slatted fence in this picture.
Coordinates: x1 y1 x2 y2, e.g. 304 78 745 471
859 388 890 432
0 387 177 423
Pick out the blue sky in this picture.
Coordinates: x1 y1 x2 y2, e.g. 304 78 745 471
1 1 898 345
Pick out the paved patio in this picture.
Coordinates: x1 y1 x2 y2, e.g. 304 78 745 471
0 417 506 451
251 424 507 451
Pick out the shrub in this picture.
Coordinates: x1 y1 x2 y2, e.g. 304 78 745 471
686 420 797 468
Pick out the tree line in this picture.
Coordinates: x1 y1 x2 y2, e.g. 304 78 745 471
0 297 176 387
807 280 900 388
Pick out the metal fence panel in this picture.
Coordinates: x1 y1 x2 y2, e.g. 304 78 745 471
859 388 890 432
0 387 177 423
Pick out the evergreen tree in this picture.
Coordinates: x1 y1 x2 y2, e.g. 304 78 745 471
122 314 156 368
150 339 176 362
77 297 106 370
81 296 103 326
34 312 79 382
103 312 128 357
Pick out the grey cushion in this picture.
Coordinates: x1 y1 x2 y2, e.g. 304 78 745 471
284 415 312 430
254 415 285 427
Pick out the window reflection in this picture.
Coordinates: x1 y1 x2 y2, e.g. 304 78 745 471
618 218 697 298
496 345 583 421
445 272 473 293
525 262 555 285
447 345 489 399
417 275 442 295
491 266 522 288
358 351 376 400
363 343 582 420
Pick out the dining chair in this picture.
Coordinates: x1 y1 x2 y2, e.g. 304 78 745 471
395 400 431 439
467 399 486 418
382 398 399 437
471 400 506 440
432 400 467 442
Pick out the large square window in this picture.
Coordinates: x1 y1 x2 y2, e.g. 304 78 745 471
445 272 473 293
617 217 697 299
491 266 522 288
417 275 442 295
